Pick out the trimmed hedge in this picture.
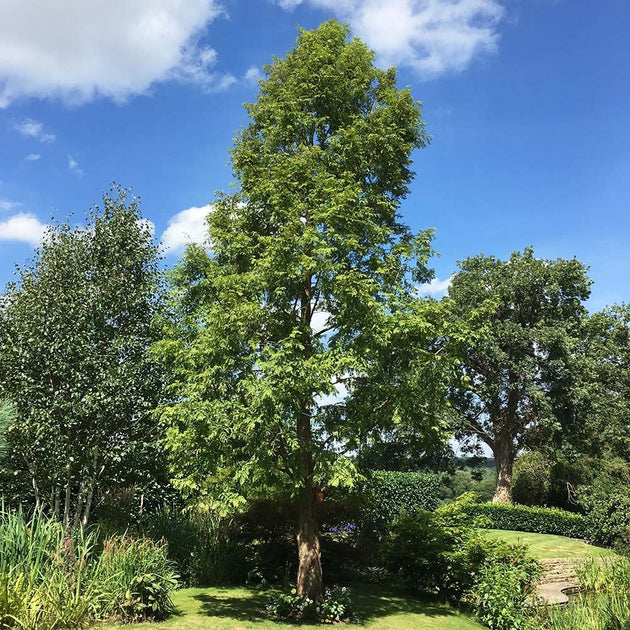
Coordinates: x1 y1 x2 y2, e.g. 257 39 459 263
356 470 440 530
463 502 588 539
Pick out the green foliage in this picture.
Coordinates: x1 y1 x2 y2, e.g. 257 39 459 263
144 509 246 586
0 508 178 628
0 401 14 460
0 185 166 523
579 467 630 549
537 558 630 629
381 494 491 601
265 585 352 623
440 466 496 504
445 248 592 502
97 536 178 622
357 470 439 531
463 502 588 538
470 547 541 630
153 19 441 598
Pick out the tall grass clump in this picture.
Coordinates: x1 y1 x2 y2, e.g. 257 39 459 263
0 507 178 629
536 557 630 630
145 509 245 585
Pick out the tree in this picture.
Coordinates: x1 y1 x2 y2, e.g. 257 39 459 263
0 187 164 525
154 20 435 600
445 248 591 503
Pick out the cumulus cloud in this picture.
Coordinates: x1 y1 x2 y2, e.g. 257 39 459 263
0 212 47 245
161 205 212 253
25 153 40 161
417 275 453 296
276 0 504 77
13 119 55 143
67 155 83 177
0 1 234 107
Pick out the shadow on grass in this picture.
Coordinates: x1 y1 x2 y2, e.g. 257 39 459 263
351 584 464 625
193 589 268 623
192 584 464 625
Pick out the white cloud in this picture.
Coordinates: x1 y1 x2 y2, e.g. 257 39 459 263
243 66 263 85
0 1 234 107
0 212 47 245
25 153 40 161
417 275 453 296
161 204 212 253
277 0 504 78
67 155 83 177
0 200 21 212
13 119 55 143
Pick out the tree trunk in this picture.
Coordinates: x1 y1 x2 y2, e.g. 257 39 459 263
296 483 323 601
492 437 514 504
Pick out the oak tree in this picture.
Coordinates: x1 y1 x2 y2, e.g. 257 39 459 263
446 248 591 503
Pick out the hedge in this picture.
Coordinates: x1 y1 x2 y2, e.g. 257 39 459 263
463 502 589 539
356 470 440 530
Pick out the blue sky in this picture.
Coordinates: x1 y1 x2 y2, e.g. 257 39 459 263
0 0 628 310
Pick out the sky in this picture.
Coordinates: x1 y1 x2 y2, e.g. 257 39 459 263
0 0 628 311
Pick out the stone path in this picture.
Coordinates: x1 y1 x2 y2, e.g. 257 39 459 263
534 558 579 605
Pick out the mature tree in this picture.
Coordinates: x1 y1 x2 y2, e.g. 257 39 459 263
446 248 591 503
154 21 438 600
0 187 164 525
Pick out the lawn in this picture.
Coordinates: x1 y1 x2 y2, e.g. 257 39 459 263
483 529 617 560
96 584 484 630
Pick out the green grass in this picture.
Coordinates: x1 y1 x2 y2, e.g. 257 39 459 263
483 529 617 559
95 584 483 630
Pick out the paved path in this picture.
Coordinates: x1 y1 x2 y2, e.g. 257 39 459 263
534 558 579 605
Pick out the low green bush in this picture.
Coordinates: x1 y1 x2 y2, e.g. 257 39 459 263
470 547 541 630
463 502 588 538
382 493 493 602
265 585 352 623
144 508 247 585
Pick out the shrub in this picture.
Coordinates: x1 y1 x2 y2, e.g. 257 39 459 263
579 482 630 549
470 546 541 630
463 502 588 538
265 585 352 623
381 493 493 601
356 470 440 532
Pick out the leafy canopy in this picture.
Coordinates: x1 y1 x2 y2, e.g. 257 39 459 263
154 20 440 513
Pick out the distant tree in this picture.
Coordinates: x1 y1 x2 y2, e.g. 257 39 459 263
0 187 164 525
446 248 591 503
153 21 441 600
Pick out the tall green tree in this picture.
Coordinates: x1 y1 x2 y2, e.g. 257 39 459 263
446 248 591 503
154 20 436 600
0 187 164 525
